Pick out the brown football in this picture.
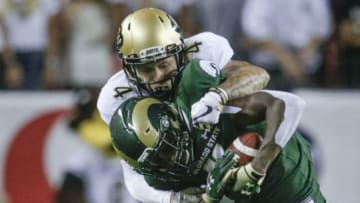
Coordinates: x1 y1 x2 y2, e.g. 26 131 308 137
227 132 262 166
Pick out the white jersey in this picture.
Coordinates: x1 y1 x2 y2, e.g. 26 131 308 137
97 32 233 125
97 32 233 203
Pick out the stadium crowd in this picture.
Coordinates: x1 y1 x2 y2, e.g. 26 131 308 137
0 1 358 203
0 0 359 91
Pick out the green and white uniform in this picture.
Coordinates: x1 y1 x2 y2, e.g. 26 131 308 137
144 59 226 190
98 32 234 203
145 59 325 203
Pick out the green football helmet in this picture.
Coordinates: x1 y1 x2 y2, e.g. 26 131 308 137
116 8 186 100
110 97 194 180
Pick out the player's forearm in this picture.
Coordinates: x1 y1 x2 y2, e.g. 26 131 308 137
251 98 284 174
218 62 270 100
263 90 306 146
252 91 306 173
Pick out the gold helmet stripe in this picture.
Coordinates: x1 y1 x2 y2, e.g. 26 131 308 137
132 97 161 147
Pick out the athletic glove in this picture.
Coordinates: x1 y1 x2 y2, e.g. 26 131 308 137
191 87 229 129
228 162 265 198
170 187 204 203
202 151 238 203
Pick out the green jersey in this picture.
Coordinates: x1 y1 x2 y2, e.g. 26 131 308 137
145 59 324 202
228 122 324 203
145 59 227 190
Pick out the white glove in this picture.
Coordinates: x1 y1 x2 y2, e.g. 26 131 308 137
228 163 265 197
170 187 204 203
191 87 229 128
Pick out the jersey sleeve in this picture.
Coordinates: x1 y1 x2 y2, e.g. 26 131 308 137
184 32 234 69
97 71 138 125
260 90 306 147
121 161 172 203
242 0 272 40
177 59 225 108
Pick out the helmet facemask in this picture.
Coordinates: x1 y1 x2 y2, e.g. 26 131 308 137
123 44 186 101
116 8 186 101
137 108 194 178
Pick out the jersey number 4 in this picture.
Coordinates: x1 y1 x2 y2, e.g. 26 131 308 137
114 87 132 98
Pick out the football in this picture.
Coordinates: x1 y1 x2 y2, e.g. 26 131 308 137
227 132 262 166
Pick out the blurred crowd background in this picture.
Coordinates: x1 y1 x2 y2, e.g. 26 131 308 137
0 0 359 92
0 0 359 203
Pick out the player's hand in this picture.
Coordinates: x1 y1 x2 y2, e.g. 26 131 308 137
227 162 265 198
202 151 238 203
191 87 229 128
170 187 204 203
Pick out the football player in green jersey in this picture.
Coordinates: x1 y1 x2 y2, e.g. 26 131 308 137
98 8 271 202
109 52 325 202
110 94 325 203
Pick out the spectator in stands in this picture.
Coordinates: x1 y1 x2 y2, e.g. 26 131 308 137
331 0 360 88
1 0 62 90
241 0 332 90
106 0 195 35
150 0 195 36
0 1 22 89
192 0 248 59
59 0 113 89
106 1 127 51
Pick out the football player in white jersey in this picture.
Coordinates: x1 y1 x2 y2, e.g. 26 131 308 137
97 8 270 203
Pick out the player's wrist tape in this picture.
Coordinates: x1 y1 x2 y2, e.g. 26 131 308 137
243 163 265 181
231 163 265 182
209 87 229 104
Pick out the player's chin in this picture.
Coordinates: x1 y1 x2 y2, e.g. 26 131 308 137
151 86 172 99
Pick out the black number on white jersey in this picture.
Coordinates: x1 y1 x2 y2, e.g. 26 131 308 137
114 87 132 98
